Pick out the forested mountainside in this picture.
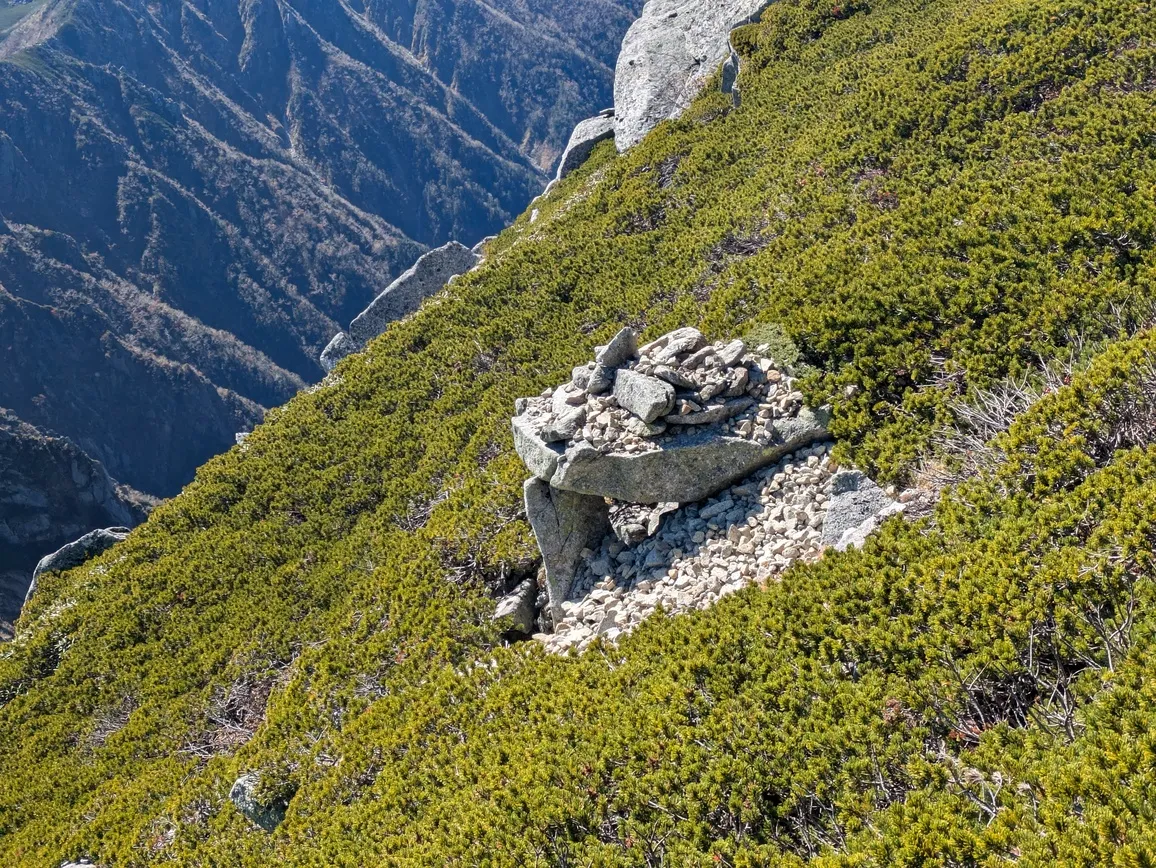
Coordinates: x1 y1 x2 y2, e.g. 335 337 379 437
6 0 1156 862
0 0 639 616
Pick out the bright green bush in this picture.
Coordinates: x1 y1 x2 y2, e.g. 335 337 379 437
5 0 1156 861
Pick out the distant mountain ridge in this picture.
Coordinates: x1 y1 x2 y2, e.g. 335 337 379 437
0 0 640 621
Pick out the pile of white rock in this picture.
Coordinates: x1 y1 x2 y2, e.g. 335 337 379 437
537 442 835 653
516 326 806 457
504 324 931 652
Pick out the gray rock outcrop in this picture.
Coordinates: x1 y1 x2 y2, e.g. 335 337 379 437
229 774 287 832
513 326 830 616
613 0 772 150
820 470 902 551
0 409 153 638
23 527 130 610
320 242 482 371
555 110 616 180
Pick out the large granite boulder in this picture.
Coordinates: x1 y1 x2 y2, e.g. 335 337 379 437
23 527 130 609
555 110 616 180
320 241 481 371
319 332 358 372
0 409 152 634
614 0 773 150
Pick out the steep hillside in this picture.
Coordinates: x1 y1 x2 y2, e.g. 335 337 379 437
0 0 638 612
5 0 1156 862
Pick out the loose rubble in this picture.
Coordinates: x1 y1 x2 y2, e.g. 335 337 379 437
508 325 925 653
535 443 929 653
536 442 838 653
512 326 830 619
517 326 811 458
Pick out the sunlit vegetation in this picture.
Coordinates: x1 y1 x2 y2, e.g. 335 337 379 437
5 0 1156 861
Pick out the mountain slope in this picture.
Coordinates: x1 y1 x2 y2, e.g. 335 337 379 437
5 0 1156 861
0 0 638 615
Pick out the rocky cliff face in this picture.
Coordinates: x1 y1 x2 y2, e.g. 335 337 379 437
0 0 640 558
0 410 152 637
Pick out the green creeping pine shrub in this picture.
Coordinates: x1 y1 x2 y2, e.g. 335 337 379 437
6 0 1156 861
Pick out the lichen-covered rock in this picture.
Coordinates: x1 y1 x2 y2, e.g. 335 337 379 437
229 774 287 832
320 242 481 371
613 370 676 423
595 326 640 368
494 577 538 636
833 501 906 551
524 478 611 620
613 0 773 150
24 527 130 609
555 111 616 180
512 415 564 481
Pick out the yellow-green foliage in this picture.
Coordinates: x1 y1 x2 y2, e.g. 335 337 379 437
5 0 1156 861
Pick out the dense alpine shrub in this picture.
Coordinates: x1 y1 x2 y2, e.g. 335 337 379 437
6 0 1156 862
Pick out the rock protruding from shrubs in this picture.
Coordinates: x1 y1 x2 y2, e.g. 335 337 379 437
821 470 905 551
229 774 287 832
23 527 130 611
320 241 481 371
613 0 773 150
554 110 616 181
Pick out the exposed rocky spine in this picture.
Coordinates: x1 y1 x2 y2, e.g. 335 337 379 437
554 110 617 181
321 242 482 371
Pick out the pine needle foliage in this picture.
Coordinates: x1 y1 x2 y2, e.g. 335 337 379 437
6 0 1156 861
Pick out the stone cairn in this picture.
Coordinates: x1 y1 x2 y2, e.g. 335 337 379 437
505 326 926 653
509 327 832 632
